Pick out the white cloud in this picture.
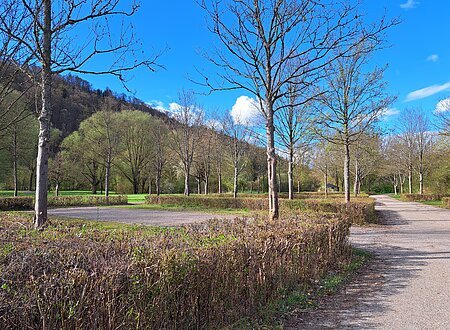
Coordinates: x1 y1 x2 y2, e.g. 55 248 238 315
426 54 439 62
405 82 450 102
435 98 450 113
146 100 168 112
382 107 400 119
400 0 419 9
230 96 260 125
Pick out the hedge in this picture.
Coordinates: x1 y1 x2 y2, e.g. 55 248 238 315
401 194 450 202
0 212 351 329
0 197 33 211
0 195 128 211
145 195 377 225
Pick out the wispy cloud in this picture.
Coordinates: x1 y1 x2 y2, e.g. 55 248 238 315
426 54 439 62
382 107 400 119
405 82 450 102
400 0 419 9
435 98 450 113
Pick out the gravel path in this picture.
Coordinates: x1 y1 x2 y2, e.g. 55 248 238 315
285 194 450 329
48 206 233 226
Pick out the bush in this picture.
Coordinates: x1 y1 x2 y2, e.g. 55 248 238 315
443 197 450 209
48 195 128 207
0 197 34 211
0 195 128 211
401 194 450 202
0 213 350 329
145 195 376 225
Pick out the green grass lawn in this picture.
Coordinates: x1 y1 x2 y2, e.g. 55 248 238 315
0 190 148 203
420 200 444 207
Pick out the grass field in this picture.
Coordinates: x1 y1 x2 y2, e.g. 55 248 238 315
120 203 251 215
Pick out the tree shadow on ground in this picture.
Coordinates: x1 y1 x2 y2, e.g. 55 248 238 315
282 200 442 329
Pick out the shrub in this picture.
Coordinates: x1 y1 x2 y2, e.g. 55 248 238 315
145 195 376 225
0 212 350 329
0 195 128 211
443 197 450 209
401 194 450 202
48 195 128 207
0 197 34 211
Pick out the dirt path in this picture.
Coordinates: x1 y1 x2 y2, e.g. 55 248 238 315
48 207 234 226
285 194 450 329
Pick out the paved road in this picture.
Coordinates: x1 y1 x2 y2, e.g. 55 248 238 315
48 206 233 226
285 194 450 329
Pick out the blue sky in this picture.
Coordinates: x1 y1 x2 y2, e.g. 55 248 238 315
81 0 450 130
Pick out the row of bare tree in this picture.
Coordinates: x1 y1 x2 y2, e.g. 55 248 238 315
0 0 403 227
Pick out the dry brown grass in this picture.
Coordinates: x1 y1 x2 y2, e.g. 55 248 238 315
0 212 350 329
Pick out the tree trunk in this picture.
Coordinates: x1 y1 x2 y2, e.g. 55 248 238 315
29 167 35 191
184 166 190 196
204 175 209 195
34 0 52 228
12 125 18 197
419 171 424 195
408 166 413 194
353 160 359 197
217 170 222 194
344 141 351 203
55 182 60 197
132 180 139 194
105 158 111 197
156 174 161 196
233 165 238 198
324 167 328 199
288 147 294 200
266 109 279 220
297 180 300 193
197 178 201 194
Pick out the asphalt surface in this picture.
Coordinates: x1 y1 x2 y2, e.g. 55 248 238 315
285 194 450 329
48 206 233 226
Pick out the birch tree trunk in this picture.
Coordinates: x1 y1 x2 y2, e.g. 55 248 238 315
233 164 238 198
34 0 52 228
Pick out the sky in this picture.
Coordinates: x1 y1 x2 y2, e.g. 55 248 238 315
79 0 450 132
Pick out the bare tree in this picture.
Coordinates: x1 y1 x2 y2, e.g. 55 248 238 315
149 118 170 196
199 126 215 194
351 132 381 196
404 109 432 194
223 113 250 198
276 82 314 199
316 42 395 203
312 141 332 198
397 109 419 194
169 90 204 196
0 0 160 227
200 0 396 218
